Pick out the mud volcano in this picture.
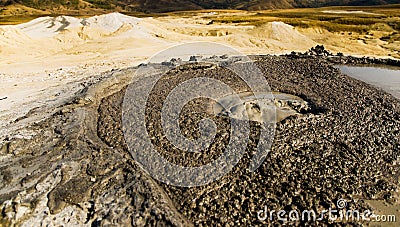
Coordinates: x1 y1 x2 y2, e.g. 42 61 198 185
1 56 399 226
213 92 311 123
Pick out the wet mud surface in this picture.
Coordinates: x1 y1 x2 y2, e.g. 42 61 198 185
1 56 400 226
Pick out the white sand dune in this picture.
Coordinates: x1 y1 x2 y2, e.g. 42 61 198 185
83 12 142 33
1 12 316 61
15 13 143 38
17 16 82 38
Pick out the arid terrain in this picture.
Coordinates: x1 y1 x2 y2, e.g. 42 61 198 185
0 4 400 227
1 6 399 130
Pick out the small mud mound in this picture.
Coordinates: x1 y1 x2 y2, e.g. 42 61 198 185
96 57 400 226
249 22 316 49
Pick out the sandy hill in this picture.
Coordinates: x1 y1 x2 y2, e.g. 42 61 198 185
0 12 316 61
0 12 316 54
0 12 321 76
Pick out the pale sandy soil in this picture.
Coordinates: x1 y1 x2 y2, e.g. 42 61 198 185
0 12 397 135
321 10 379 15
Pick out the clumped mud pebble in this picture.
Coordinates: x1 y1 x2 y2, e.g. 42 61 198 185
286 45 400 67
0 56 399 226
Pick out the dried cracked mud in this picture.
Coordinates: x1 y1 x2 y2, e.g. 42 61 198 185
1 56 400 226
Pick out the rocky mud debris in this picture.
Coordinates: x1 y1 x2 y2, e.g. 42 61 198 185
287 45 400 67
0 56 399 226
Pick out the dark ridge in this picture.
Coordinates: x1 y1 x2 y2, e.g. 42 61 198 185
1 0 399 13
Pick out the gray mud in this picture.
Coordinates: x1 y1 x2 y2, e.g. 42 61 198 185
1 56 399 226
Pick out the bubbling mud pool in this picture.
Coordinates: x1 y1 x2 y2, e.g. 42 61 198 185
213 92 311 123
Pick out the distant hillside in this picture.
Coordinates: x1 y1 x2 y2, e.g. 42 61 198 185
1 0 399 13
